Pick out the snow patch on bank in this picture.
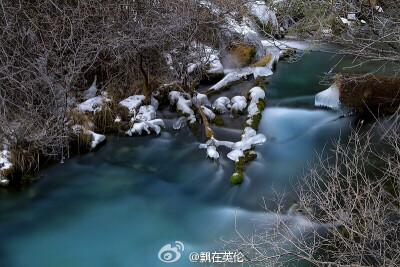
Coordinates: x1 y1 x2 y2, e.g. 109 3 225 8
72 125 106 149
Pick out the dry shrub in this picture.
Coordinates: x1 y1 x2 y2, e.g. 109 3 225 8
223 118 400 267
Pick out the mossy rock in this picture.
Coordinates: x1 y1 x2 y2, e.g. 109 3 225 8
253 76 269 87
232 113 240 119
279 48 296 60
234 157 245 173
213 116 224 126
244 150 257 162
230 44 256 67
257 98 266 110
205 72 225 83
230 172 244 184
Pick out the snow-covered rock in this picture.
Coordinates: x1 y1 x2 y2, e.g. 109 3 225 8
206 145 219 160
227 127 266 162
135 105 156 122
247 87 266 117
315 83 340 110
201 106 216 120
231 96 247 112
249 87 265 103
126 119 165 136
194 93 211 107
169 91 196 124
77 94 111 113
227 149 244 162
213 97 231 113
119 95 146 114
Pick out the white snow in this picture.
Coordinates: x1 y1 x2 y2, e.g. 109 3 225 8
227 149 244 162
210 66 274 91
134 105 156 122
231 96 247 112
315 83 341 110
194 93 211 107
233 127 266 151
83 76 98 99
210 70 252 91
114 116 121 123
0 150 12 172
119 95 146 114
72 125 106 149
227 127 266 162
201 106 216 120
126 119 165 136
249 87 265 103
77 95 111 113
206 145 219 160
88 131 106 149
253 67 274 78
340 17 350 25
248 1 278 27
347 13 356 20
169 91 196 124
247 87 265 117
375 6 383 13
261 39 312 51
322 29 332 34
213 97 231 113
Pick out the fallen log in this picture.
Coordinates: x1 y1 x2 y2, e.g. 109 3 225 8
335 73 400 114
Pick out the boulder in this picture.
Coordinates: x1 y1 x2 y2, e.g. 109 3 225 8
336 73 400 114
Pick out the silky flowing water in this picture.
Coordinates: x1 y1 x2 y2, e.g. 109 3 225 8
0 51 383 266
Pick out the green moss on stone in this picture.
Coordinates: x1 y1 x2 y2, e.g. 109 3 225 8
214 116 224 126
234 157 246 173
230 172 244 184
